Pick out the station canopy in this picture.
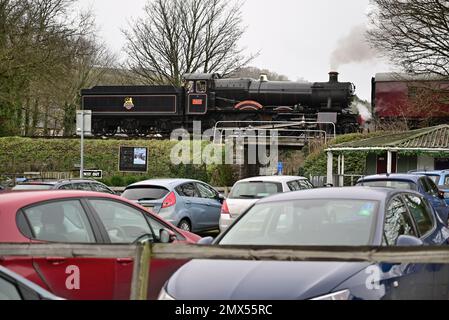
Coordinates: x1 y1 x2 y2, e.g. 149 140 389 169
327 125 449 153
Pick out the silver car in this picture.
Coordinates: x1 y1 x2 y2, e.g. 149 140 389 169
122 179 224 233
219 176 314 232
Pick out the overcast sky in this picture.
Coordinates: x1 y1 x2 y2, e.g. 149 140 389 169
78 0 395 101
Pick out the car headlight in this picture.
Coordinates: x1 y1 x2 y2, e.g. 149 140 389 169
158 287 175 300
311 290 351 301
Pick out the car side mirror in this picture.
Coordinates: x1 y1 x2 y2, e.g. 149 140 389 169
396 235 424 247
159 229 177 244
197 236 214 245
217 193 226 203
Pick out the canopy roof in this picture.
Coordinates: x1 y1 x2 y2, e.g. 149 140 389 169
327 125 449 152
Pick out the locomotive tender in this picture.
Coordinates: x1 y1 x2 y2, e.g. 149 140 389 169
81 72 358 136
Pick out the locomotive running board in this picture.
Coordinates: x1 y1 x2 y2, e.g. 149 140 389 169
213 121 336 147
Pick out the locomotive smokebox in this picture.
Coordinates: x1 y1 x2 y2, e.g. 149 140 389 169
329 71 339 83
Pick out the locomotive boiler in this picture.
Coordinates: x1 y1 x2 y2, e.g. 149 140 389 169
81 72 358 136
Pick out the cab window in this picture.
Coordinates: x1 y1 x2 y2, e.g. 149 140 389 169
196 80 207 93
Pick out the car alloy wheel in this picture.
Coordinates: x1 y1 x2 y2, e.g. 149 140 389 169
179 220 191 232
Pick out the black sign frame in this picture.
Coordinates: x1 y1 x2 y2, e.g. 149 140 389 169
119 146 149 173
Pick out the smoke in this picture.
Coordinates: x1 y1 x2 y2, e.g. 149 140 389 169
330 24 376 70
354 102 372 122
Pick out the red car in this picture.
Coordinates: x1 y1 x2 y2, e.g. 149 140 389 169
0 191 200 300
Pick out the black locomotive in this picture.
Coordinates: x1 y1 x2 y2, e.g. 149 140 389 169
81 72 358 136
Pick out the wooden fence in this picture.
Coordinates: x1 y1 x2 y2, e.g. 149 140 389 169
2 243 449 300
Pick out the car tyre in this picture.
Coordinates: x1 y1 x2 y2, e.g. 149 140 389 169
178 219 192 232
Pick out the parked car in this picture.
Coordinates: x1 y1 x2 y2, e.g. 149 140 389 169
12 179 115 194
0 266 62 300
159 187 449 300
0 191 201 300
357 174 449 224
219 176 314 232
122 179 224 233
410 170 449 205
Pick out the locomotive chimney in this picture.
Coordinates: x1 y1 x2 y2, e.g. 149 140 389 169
329 71 339 83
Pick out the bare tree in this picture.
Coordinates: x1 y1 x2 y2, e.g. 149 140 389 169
123 0 256 86
367 0 449 77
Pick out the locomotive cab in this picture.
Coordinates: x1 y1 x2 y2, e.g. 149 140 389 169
183 73 220 115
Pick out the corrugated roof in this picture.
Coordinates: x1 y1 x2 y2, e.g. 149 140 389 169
328 125 449 151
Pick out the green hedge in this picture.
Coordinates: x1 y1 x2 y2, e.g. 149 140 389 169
0 137 233 186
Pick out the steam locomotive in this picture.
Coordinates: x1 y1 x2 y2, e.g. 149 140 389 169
81 72 358 136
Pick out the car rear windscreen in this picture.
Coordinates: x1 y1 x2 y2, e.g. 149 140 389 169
229 182 283 199
12 184 54 191
357 180 417 190
122 186 170 201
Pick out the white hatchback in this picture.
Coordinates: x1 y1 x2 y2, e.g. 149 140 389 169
219 176 314 232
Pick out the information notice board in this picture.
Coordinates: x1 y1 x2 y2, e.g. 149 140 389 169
119 146 148 173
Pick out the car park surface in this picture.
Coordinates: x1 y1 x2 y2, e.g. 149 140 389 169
122 179 224 233
160 187 449 300
357 174 449 224
12 179 116 194
0 265 62 300
219 176 314 232
0 190 200 300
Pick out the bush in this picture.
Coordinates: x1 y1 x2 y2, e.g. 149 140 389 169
110 176 126 187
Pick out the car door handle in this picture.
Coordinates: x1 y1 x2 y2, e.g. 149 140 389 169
46 257 66 265
116 258 133 265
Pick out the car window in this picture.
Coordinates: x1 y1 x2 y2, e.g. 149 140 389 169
58 184 74 190
122 186 169 201
358 180 416 190
176 183 200 198
229 182 283 199
12 184 54 191
426 175 440 185
383 197 417 246
0 277 22 300
75 183 94 191
89 199 153 243
91 183 114 194
445 175 449 185
196 183 217 199
298 180 314 190
287 181 301 191
403 194 433 236
425 178 440 197
22 200 95 243
219 199 378 246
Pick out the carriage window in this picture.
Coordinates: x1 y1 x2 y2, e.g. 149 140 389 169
196 81 207 93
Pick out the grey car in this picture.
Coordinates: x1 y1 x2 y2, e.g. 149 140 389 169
12 179 115 194
122 179 224 233
0 266 62 300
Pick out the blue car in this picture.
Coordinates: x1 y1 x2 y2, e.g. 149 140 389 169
357 174 449 225
410 170 449 205
122 179 224 232
159 187 449 300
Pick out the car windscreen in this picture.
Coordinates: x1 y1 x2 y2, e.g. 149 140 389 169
228 182 283 199
357 180 417 191
122 186 170 201
219 199 378 246
12 184 54 191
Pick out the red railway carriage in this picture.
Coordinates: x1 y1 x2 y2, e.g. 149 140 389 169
372 73 449 124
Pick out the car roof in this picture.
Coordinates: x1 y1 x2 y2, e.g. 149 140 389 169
257 186 417 204
128 178 203 188
359 174 424 183
0 190 123 209
236 176 308 183
412 171 448 175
